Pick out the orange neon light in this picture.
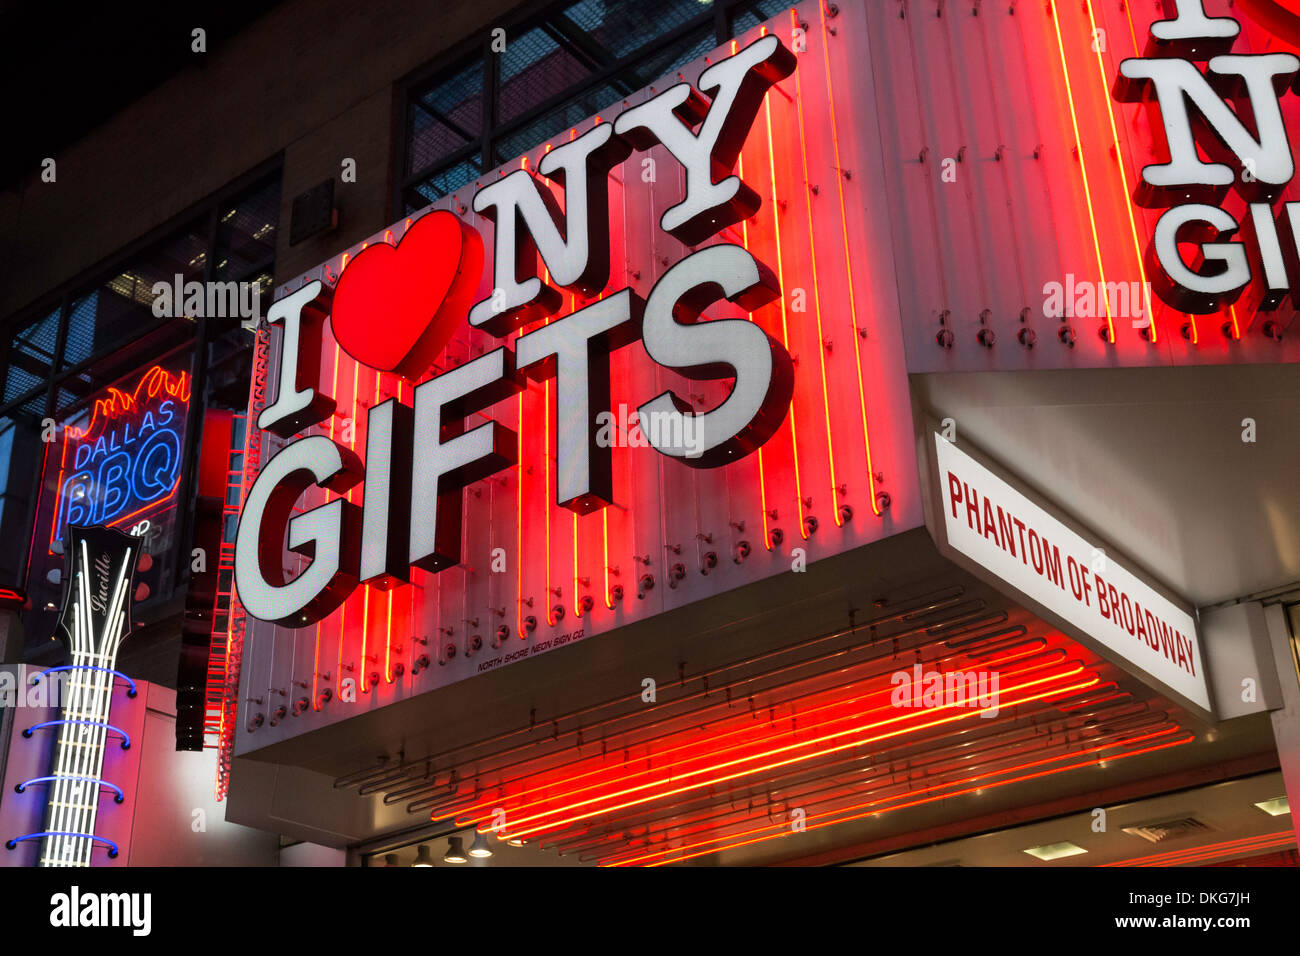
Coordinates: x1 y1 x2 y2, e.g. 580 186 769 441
817 2 879 516
789 9 841 525
450 642 1053 822
617 728 1190 866
505 672 1107 850
734 139 775 551
480 666 1099 840
1102 831 1296 867
762 79 807 539
62 365 191 442
1049 0 1115 343
1084 0 1156 343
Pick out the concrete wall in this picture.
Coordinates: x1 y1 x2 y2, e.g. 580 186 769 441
0 675 279 866
0 0 521 320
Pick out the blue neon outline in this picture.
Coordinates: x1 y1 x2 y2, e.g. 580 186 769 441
15 775 125 804
31 665 137 698
22 719 131 749
57 419 182 528
5 832 119 859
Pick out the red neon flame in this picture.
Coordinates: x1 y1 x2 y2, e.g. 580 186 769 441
63 365 191 442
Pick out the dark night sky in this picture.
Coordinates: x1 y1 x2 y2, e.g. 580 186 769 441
0 2 279 191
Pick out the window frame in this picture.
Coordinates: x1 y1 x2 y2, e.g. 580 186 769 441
393 0 790 215
0 156 283 595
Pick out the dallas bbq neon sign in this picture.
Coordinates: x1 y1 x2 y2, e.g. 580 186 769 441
50 365 190 543
235 35 799 627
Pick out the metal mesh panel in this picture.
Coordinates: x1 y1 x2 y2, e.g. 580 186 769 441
408 58 484 175
729 0 793 36
401 0 745 203
496 82 624 162
562 0 710 59
410 156 482 208
61 223 206 370
8 308 60 393
215 178 280 280
621 25 716 87
2 369 43 410
498 27 594 123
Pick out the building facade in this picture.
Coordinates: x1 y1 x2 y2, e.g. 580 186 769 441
2 0 1299 867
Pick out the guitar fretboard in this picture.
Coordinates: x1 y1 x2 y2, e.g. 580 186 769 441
39 542 133 867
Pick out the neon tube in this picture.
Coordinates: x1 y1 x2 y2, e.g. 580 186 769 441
1048 0 1116 342
32 665 136 698
7 832 119 859
817 2 879 514
16 776 125 804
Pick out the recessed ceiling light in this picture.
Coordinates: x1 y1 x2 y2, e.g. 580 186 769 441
411 844 435 867
1254 797 1290 817
1023 842 1087 861
443 836 467 864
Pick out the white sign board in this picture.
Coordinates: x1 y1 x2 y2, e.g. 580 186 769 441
933 434 1211 715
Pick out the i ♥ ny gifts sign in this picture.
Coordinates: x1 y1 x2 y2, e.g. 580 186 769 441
235 35 803 627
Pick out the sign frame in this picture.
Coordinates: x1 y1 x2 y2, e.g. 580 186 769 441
916 414 1216 724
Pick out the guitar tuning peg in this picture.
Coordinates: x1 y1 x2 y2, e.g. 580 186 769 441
50 539 65 556
45 569 61 586
136 553 153 573
133 583 150 602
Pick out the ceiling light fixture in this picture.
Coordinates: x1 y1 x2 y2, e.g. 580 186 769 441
412 844 435 866
444 836 467 864
1254 796 1290 817
469 832 493 858
1023 842 1088 861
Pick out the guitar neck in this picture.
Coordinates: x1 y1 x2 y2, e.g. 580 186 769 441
39 534 137 867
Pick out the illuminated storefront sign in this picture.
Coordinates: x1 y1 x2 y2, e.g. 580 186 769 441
926 433 1212 717
5 525 141 866
1116 0 1300 315
235 34 803 627
48 364 191 546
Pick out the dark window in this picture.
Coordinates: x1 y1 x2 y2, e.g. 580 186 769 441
0 168 282 596
728 0 792 35
0 413 42 586
398 0 794 213
5 308 60 401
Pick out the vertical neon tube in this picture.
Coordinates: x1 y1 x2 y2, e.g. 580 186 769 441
1049 0 1116 343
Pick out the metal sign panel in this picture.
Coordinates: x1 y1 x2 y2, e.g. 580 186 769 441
233 7 922 755
921 427 1213 721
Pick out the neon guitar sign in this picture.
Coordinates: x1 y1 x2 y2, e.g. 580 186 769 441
5 525 141 866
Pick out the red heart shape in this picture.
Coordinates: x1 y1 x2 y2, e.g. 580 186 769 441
331 210 484 378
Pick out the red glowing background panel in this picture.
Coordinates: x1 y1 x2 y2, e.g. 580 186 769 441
235 0 1300 758
869 0 1300 368
332 591 1195 866
234 6 922 755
